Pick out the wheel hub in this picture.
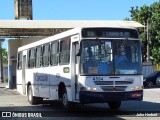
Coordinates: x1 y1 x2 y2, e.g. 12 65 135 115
63 93 68 106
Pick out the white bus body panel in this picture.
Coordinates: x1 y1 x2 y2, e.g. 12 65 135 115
17 70 23 94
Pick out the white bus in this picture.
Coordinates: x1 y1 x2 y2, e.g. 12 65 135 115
17 27 143 110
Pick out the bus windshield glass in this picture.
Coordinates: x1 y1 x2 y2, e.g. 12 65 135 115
80 39 142 75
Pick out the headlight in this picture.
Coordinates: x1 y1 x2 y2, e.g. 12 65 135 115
143 79 146 81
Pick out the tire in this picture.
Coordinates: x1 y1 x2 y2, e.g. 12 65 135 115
61 88 72 110
36 97 43 104
146 81 154 88
27 85 38 105
108 101 121 110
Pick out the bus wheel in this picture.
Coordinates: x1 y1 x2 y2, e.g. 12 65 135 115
107 101 121 110
61 88 71 110
27 85 37 105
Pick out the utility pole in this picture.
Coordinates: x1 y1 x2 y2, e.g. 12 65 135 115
146 19 150 63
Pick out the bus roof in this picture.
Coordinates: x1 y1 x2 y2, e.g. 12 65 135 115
18 27 82 52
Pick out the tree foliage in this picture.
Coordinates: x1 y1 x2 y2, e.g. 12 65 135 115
127 2 160 64
2 48 8 64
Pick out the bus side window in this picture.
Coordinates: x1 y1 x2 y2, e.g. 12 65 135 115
59 38 70 65
28 48 35 68
50 42 59 65
17 52 22 70
42 44 50 66
35 46 42 68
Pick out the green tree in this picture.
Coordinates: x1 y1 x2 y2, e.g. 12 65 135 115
127 2 160 64
2 48 8 64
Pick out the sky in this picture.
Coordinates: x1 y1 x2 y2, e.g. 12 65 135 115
0 0 159 48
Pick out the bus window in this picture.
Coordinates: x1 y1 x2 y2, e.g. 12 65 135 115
28 48 35 68
50 42 59 65
17 52 22 70
80 40 112 75
35 47 42 68
59 38 70 65
42 44 50 66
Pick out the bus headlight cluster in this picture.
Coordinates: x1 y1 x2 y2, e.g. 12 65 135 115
131 86 141 90
131 87 135 90
93 87 97 91
87 87 97 91
136 86 140 90
80 87 97 91
87 87 91 90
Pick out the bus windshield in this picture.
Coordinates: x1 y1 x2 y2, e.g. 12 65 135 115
80 39 142 75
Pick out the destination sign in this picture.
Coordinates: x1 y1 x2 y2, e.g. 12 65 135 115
82 28 138 38
102 31 130 37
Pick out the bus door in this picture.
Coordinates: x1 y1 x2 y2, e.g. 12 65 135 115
22 55 26 95
71 35 80 101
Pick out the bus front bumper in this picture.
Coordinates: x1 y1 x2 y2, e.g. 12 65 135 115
79 90 143 103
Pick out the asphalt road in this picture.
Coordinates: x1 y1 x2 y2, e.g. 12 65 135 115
0 87 160 120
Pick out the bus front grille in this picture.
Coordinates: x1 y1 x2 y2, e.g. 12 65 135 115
115 81 133 85
94 80 133 91
94 80 133 86
94 81 113 85
100 86 127 91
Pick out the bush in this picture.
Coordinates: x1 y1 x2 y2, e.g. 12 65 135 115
4 77 8 83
